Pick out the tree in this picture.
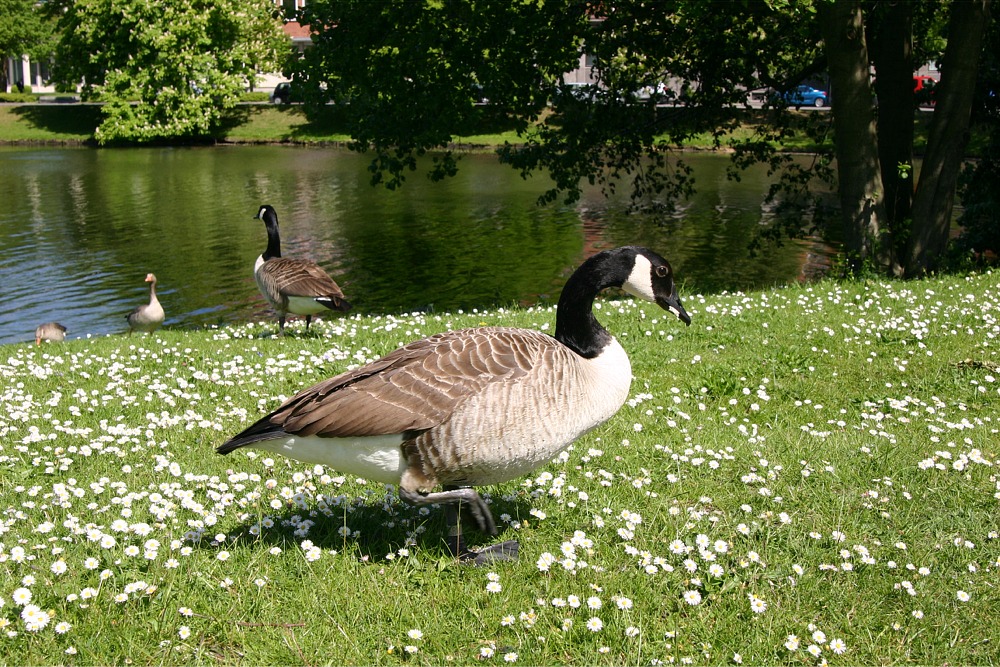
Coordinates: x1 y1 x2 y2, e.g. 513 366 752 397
904 0 990 274
952 6 1000 263
818 0 887 273
0 0 55 92
47 0 288 143
293 0 992 276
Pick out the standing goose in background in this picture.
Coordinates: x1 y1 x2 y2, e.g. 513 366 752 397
219 246 691 564
126 273 165 335
253 204 351 334
35 322 67 345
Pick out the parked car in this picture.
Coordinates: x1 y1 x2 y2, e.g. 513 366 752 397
913 75 937 107
270 82 295 104
782 85 828 107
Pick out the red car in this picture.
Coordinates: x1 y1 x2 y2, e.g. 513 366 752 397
914 76 937 106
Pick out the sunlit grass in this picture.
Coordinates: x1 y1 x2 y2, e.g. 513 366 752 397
1 273 998 664
0 104 966 158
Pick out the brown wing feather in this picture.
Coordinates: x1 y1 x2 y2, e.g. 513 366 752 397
261 257 346 300
267 327 551 438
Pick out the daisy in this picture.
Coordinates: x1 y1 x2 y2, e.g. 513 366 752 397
55 621 72 634
956 590 971 602
784 635 800 651
748 595 767 614
586 617 604 632
11 588 32 606
536 552 556 572
829 638 847 655
504 652 518 663
486 581 502 593
178 626 191 640
407 628 423 640
683 590 702 606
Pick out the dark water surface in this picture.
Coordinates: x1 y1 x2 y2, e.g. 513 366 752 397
0 146 834 345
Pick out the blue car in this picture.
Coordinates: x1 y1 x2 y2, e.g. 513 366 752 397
782 85 828 107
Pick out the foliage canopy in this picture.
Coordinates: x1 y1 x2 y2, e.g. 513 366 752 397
293 0 994 276
0 0 55 91
48 0 288 143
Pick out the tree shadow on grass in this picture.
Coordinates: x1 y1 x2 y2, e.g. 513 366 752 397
11 105 104 141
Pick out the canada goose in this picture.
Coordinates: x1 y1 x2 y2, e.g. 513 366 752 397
253 204 351 333
35 322 67 345
125 273 165 335
218 246 690 564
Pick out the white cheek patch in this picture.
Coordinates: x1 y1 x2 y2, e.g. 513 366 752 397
621 253 656 303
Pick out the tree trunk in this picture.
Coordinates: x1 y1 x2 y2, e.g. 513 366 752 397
820 0 889 274
905 0 991 275
869 1 914 276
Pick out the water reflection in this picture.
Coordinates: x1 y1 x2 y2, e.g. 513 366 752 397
0 146 835 345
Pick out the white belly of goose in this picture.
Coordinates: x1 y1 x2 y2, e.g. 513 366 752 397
254 433 408 485
287 295 334 315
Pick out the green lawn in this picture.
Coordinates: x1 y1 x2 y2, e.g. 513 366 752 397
1 270 997 664
0 103 949 153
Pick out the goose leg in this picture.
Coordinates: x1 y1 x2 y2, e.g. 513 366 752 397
399 486 519 565
278 314 287 335
305 314 313 330
399 486 496 535
444 502 519 565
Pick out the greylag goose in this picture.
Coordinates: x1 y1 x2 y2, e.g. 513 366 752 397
253 204 351 334
219 246 690 564
35 322 67 345
126 273 164 335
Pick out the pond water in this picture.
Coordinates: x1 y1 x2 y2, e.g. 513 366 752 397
0 145 836 345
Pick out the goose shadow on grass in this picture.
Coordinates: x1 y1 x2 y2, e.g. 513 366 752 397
214 486 533 563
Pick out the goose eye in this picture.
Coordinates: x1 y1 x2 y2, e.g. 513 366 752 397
655 266 669 278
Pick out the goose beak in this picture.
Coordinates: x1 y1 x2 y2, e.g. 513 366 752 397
659 286 691 326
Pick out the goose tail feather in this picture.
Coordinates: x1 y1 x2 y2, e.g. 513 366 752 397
217 417 286 455
317 296 351 312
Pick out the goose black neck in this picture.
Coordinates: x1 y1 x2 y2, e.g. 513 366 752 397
262 214 282 260
555 250 629 358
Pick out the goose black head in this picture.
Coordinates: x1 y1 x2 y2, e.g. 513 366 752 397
621 247 691 326
255 204 277 224
255 205 282 260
